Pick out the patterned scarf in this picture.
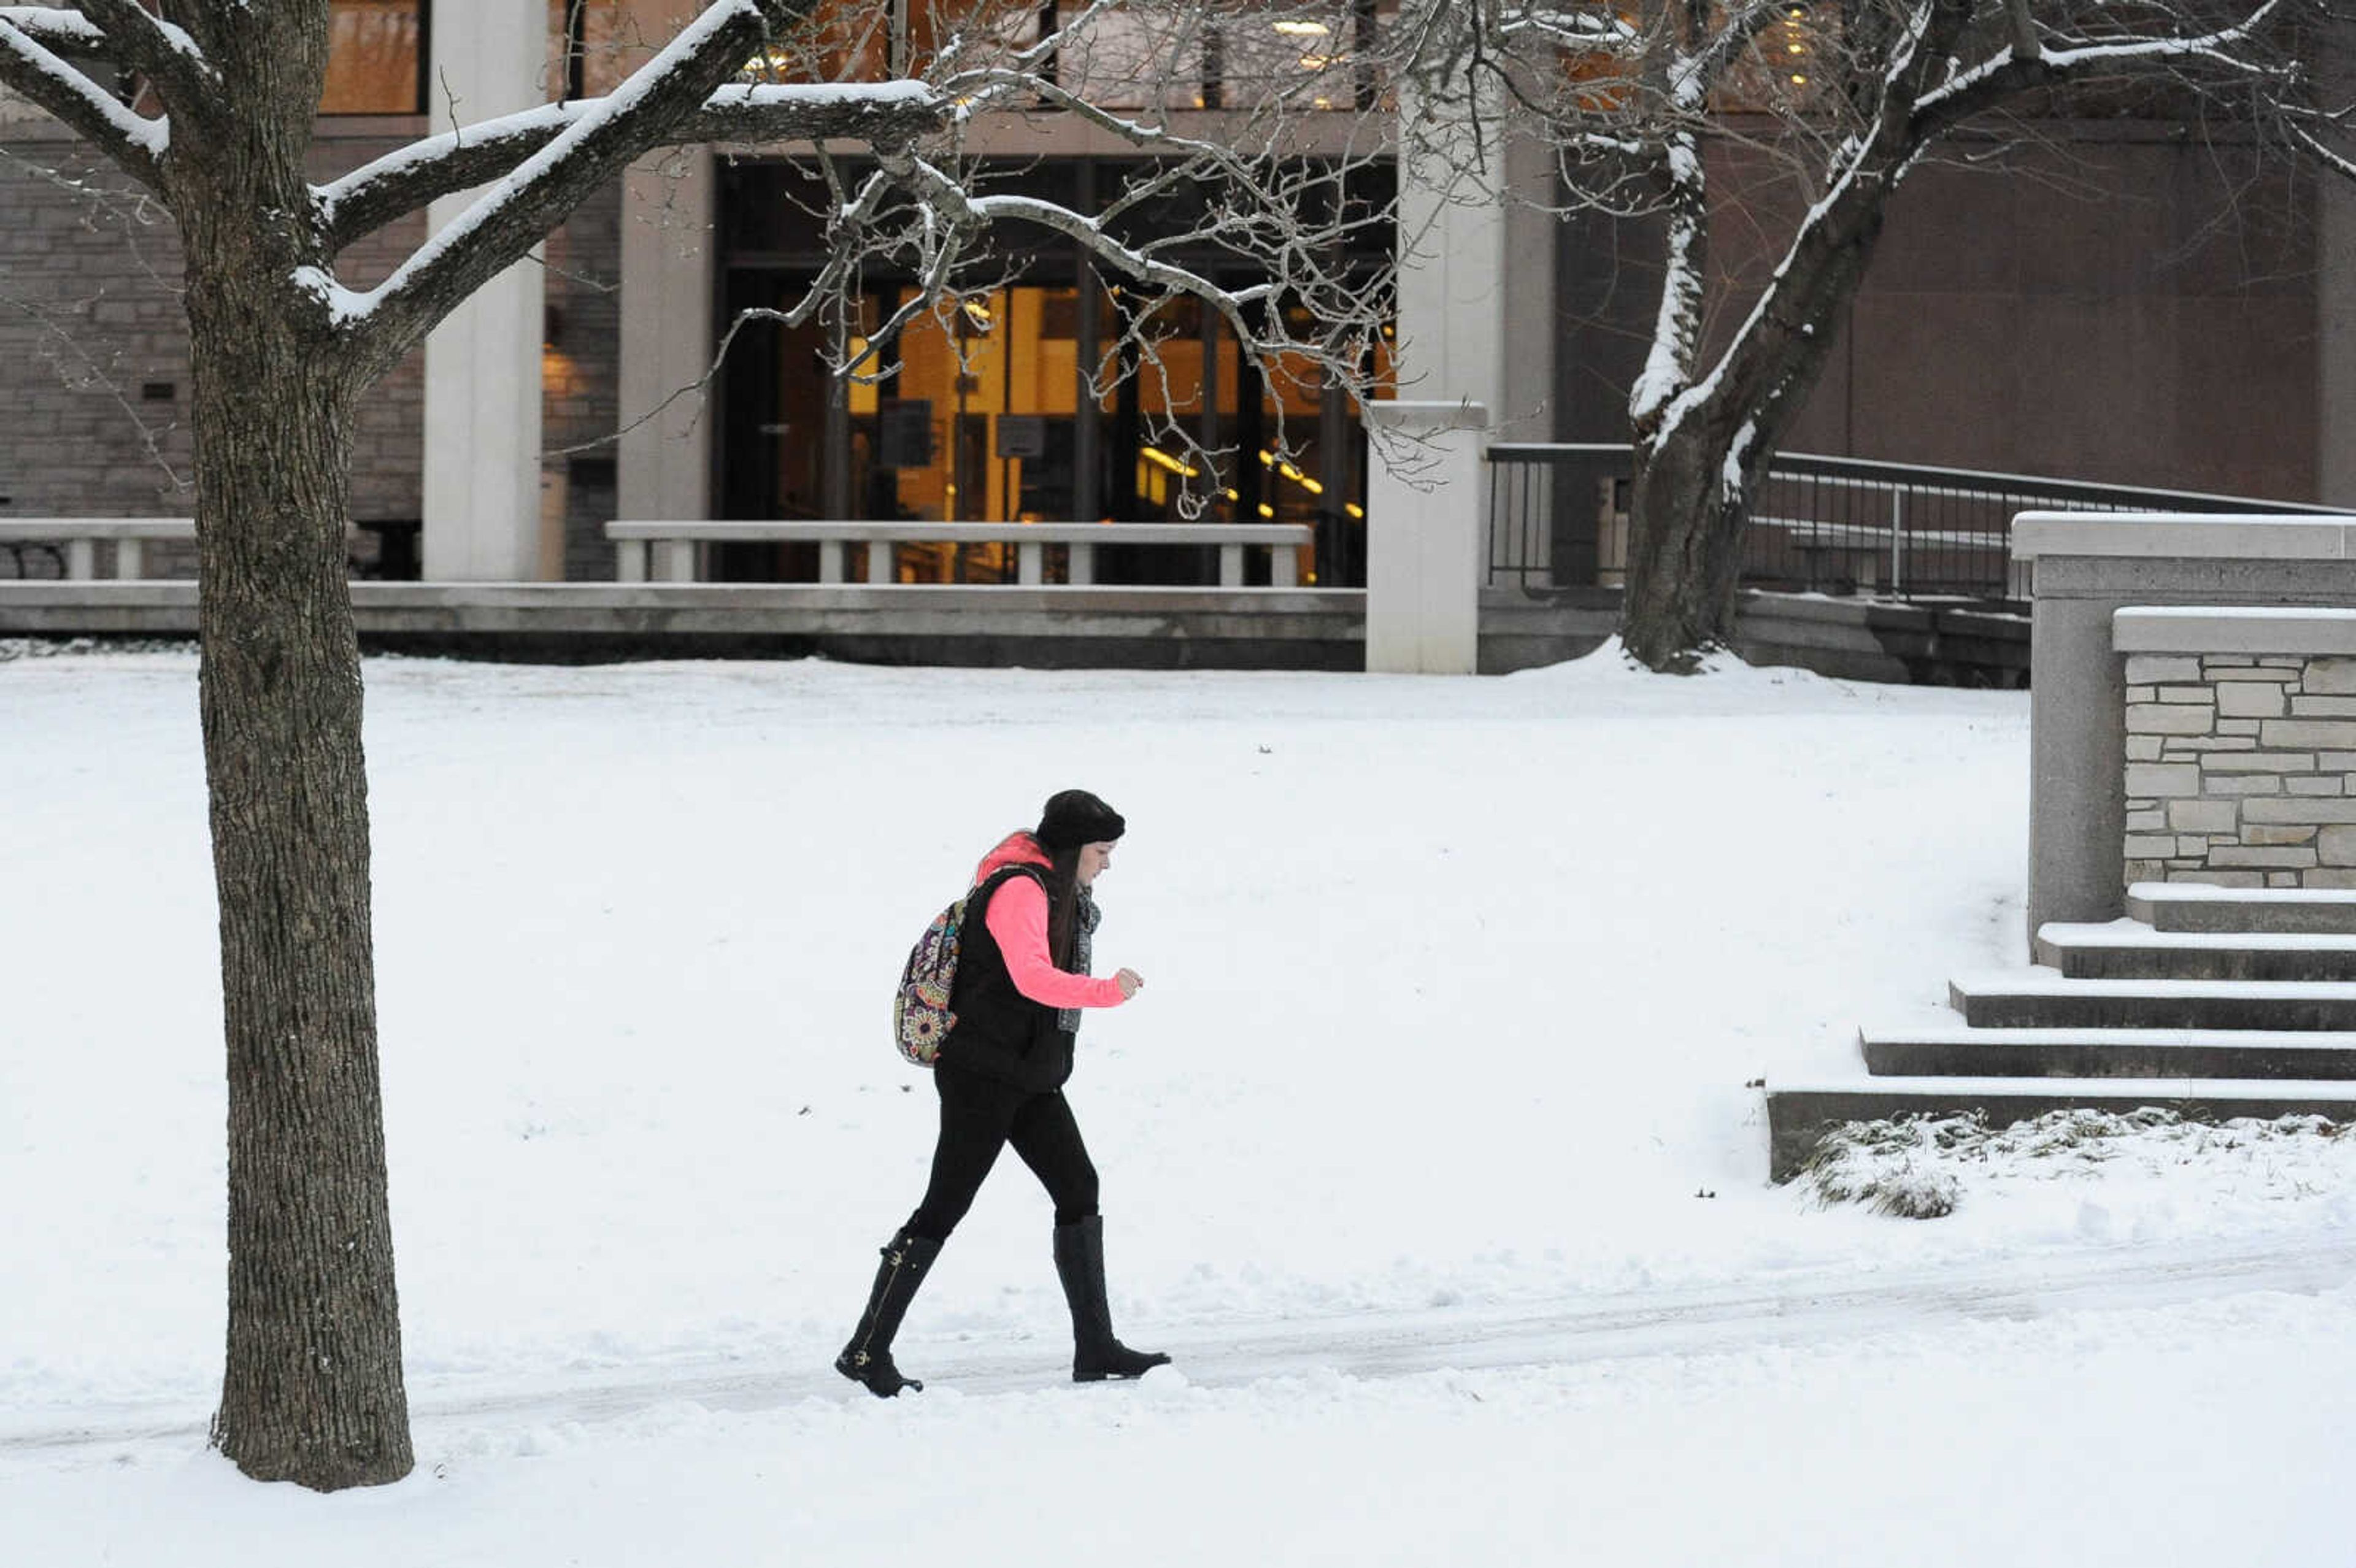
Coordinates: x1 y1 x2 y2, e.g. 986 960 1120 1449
1060 885 1101 1036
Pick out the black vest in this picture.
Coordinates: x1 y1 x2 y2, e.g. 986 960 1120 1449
939 865 1074 1093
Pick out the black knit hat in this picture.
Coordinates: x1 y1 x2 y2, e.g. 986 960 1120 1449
1035 788 1126 852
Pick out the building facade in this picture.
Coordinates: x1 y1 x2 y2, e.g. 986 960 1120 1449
0 1 2350 590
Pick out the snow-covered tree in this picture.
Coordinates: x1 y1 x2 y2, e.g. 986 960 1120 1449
0 0 1390 1491
1394 0 2318 671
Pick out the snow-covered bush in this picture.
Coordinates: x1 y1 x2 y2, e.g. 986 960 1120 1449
1798 1108 2352 1220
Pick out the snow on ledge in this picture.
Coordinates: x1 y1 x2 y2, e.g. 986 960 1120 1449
2129 879 2356 904
2112 605 2356 656
2011 512 2356 562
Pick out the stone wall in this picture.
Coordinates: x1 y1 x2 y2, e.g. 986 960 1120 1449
2123 651 2356 888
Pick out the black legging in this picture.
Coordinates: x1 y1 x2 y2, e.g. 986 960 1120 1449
906 1059 1101 1240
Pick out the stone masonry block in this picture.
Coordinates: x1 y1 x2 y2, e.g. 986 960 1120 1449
2211 846 2320 868
2322 826 2356 866
2221 683 2289 719
2288 778 2346 796
2306 658 2356 694
2323 755 2356 772
2124 859 2169 883
2127 736 2164 761
2126 656 2201 685
2128 809 2167 831
2242 798 2356 824
2271 872 2302 888
2158 686 2214 704
2125 835 2181 858
2182 837 2217 856
2245 825 2319 846
2304 869 2356 889
2291 697 2356 718
2127 685 2157 703
2173 870 2265 888
2162 737 2255 753
2204 656 2259 669
2167 799 2238 833
2262 721 2356 748
2125 763 2201 797
2128 704 2216 736
2208 668 2295 681
2200 753 2316 773
2218 720 2263 736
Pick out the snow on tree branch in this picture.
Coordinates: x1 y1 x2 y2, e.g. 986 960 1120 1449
0 7 99 52
307 0 790 366
314 83 948 255
67 0 217 116
0 12 167 180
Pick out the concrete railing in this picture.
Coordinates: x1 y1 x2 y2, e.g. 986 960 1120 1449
605 520 1314 588
0 518 195 579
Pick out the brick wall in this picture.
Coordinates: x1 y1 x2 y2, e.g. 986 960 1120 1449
0 117 625 582
2122 652 2356 888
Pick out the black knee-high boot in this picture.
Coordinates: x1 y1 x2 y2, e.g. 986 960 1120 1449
1053 1215 1171 1383
836 1228 943 1397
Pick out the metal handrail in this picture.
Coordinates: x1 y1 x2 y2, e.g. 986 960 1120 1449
1483 444 2352 601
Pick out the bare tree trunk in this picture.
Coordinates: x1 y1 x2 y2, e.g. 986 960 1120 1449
1622 413 1748 672
190 265 410 1489
1620 165 1903 672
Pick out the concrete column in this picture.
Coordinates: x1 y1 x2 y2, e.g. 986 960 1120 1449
1365 401 1489 674
422 0 549 582
2321 21 2356 505
1393 113 1507 426
617 147 717 536
1374 90 1552 664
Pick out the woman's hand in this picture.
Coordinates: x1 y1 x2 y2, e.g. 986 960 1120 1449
1114 967 1145 999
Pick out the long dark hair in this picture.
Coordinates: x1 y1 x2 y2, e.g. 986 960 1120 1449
1044 842 1082 967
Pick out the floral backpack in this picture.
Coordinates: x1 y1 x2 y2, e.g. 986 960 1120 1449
893 865 1040 1066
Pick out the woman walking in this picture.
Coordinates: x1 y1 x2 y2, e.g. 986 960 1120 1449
836 788 1171 1397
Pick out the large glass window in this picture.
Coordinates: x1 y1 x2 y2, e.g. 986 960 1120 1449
321 1 425 115
718 158 1392 588
759 2 1394 114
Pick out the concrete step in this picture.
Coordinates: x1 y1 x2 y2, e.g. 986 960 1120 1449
1766 1077 2356 1183
1949 969 2356 1031
1859 1026 2356 1081
2128 881 2356 934
2035 921 2356 982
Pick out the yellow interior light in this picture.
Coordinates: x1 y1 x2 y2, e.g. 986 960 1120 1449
1140 445 1199 478
1298 475 1324 495
1273 20 1331 36
1790 73 1808 84
1257 503 1276 518
1344 502 1365 520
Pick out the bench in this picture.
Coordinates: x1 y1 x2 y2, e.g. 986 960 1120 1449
0 518 196 580
604 520 1315 588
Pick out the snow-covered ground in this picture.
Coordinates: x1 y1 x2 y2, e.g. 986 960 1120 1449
3 642 2350 1566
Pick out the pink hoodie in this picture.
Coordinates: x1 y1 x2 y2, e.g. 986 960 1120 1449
972 832 1129 1011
